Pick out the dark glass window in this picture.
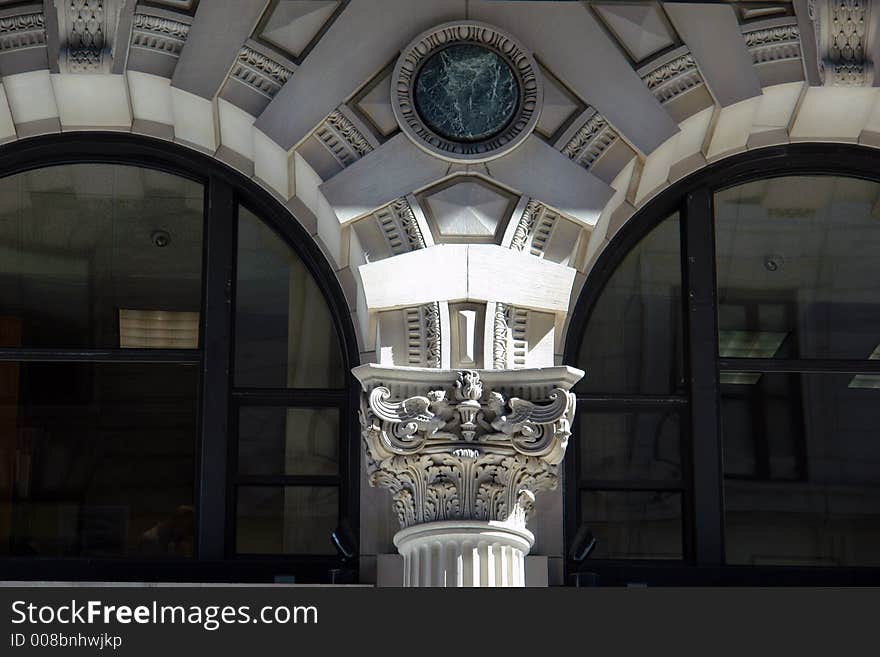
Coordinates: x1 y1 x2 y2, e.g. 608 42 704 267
0 148 353 582
579 411 682 482
580 491 683 560
235 207 345 389
231 205 347 558
0 165 203 349
575 214 684 395
722 372 880 566
235 486 338 555
572 214 687 563
716 176 880 360
568 155 880 583
0 361 198 558
238 407 339 477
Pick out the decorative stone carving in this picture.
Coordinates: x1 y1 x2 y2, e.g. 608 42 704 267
391 21 543 162
54 0 123 73
508 200 559 258
509 199 541 252
423 303 441 369
129 11 190 59
492 302 509 370
0 12 46 53
809 0 878 86
355 365 582 587
230 45 294 100
355 365 580 528
641 52 703 104
744 24 802 66
315 109 374 168
373 197 426 256
403 303 441 368
561 111 620 170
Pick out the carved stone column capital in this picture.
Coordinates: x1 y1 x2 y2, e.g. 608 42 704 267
354 364 582 586
353 365 582 529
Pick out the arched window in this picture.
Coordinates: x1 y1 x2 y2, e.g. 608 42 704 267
566 144 880 585
0 135 358 583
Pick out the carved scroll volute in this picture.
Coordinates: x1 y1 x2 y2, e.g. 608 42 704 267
363 386 438 454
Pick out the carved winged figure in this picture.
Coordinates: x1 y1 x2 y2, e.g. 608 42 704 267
490 388 572 436
368 386 448 439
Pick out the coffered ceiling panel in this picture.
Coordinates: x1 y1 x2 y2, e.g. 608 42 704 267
256 0 342 62
594 2 676 63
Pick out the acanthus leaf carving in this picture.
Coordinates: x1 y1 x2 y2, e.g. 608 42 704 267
358 368 578 529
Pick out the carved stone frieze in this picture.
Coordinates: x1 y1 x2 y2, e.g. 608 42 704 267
509 199 541 253
561 111 620 170
641 52 703 104
129 11 190 63
508 199 559 258
315 109 374 168
0 12 46 53
354 365 582 530
744 24 802 65
809 0 878 86
492 302 509 370
373 197 426 257
403 303 441 368
230 45 293 100
55 0 124 73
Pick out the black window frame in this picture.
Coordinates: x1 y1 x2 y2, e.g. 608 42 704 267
564 143 880 586
0 132 360 583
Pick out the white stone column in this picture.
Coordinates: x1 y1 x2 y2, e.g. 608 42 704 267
354 365 583 588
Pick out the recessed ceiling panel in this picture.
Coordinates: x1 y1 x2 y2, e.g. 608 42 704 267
258 0 340 60
595 3 676 63
419 178 517 243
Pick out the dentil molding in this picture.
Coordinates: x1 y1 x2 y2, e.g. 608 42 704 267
353 364 582 530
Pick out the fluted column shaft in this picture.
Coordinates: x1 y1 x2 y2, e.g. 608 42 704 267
395 521 533 587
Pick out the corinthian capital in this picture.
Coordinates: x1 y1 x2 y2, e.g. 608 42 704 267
353 365 583 530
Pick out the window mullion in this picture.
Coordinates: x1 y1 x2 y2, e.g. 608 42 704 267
682 186 724 566
197 178 236 560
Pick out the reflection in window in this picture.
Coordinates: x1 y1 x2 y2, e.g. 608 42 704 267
0 362 198 558
723 372 880 566
580 490 683 560
579 411 682 482
0 164 204 349
575 215 683 394
235 207 345 388
716 176 880 360
238 407 339 477
236 486 338 555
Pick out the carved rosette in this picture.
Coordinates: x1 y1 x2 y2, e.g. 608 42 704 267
391 21 543 163
354 365 581 531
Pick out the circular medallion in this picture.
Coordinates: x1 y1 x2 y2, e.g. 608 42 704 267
392 21 543 163
414 44 519 142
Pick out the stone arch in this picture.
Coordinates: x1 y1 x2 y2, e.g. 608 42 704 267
0 0 874 377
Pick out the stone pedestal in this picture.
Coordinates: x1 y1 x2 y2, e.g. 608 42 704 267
354 364 583 588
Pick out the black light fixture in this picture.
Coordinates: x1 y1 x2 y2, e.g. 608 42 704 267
330 519 358 563
570 523 597 562
329 519 358 585
569 523 599 587
151 229 171 248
